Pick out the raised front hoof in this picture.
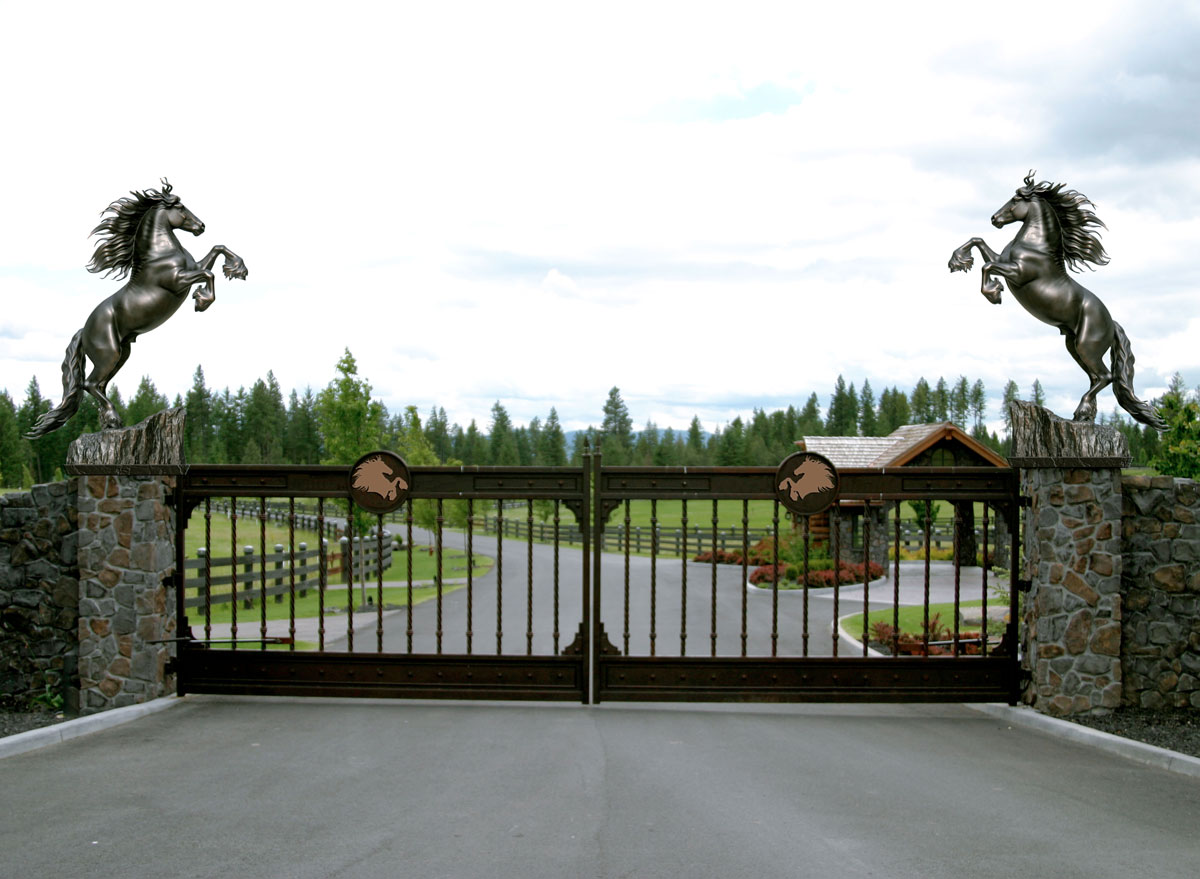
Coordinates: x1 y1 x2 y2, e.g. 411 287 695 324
1072 404 1098 423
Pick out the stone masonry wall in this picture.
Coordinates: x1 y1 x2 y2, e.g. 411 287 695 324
75 475 177 714
0 483 80 711
1119 475 1200 709
1021 467 1125 715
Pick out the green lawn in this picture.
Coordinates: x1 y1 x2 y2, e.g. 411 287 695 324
187 582 468 626
839 597 1019 641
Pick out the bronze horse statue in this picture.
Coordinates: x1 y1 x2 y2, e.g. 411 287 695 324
26 180 247 438
949 171 1165 430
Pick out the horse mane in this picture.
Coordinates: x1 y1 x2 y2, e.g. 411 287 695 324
1017 170 1110 272
86 183 176 280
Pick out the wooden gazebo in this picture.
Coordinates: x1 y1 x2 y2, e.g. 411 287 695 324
796 423 1009 563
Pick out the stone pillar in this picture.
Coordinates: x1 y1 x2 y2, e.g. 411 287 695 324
1009 401 1126 716
74 475 177 713
67 408 186 715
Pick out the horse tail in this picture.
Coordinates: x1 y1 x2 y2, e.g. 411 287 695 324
25 329 86 439
1110 321 1167 431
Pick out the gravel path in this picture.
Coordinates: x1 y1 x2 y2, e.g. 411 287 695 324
1063 707 1200 758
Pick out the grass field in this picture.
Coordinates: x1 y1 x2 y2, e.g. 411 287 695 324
187 582 467 626
840 599 987 638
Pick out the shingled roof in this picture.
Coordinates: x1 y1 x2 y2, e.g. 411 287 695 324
797 422 1007 469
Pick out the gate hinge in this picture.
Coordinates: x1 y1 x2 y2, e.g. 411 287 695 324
1018 495 1033 508
1015 578 1032 593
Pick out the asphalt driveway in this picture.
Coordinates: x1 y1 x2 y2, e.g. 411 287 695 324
2 696 1196 879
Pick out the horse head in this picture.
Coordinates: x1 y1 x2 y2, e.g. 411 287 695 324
156 178 205 236
990 171 1040 229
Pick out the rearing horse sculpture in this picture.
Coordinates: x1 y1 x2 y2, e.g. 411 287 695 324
948 171 1165 430
25 179 247 438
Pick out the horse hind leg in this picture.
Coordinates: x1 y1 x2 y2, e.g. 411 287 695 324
1065 328 1113 422
82 331 128 429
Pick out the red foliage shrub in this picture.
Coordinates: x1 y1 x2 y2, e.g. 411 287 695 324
749 564 789 585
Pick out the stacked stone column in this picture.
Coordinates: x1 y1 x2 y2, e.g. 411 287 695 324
74 475 177 713
1010 401 1127 716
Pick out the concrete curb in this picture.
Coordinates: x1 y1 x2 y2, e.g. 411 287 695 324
967 702 1200 781
0 695 185 760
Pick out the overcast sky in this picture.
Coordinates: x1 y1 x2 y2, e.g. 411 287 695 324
2 1 1197 438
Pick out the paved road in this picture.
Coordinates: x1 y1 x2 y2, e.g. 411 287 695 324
2 696 1196 878
197 530 1002 660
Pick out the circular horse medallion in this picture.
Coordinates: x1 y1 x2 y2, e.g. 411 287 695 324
348 451 411 514
774 452 839 516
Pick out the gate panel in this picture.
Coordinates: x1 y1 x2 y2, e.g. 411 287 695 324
173 463 591 702
591 465 1022 704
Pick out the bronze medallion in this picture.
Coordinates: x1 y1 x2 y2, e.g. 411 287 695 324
348 450 411 514
774 452 838 516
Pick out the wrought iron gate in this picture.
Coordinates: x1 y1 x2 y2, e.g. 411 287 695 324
173 455 1022 704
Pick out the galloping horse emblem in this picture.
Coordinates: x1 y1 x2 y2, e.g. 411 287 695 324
26 179 247 437
948 171 1165 430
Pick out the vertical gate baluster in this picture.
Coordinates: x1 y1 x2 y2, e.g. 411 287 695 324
434 502 443 654
710 500 718 657
467 498 474 655
553 499 560 654
406 499 414 654
862 504 870 656
289 499 296 652
832 506 841 657
953 502 962 657
230 498 238 650
203 498 212 644
623 500 631 655
802 515 810 657
923 499 932 656
680 499 688 656
526 499 534 655
740 499 748 657
345 501 355 653
259 498 267 650
378 512 386 654
496 500 503 654
317 498 325 651
771 501 779 657
893 501 900 658
650 499 658 657
982 503 990 657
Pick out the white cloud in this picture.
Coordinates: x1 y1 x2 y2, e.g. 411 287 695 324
1 1 1196 435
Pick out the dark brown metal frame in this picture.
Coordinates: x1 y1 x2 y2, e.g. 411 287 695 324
172 460 1022 706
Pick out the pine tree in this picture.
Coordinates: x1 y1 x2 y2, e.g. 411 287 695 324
0 390 23 488
634 420 659 465
538 408 567 466
798 394 823 436
859 379 878 436
1002 380 1020 438
284 388 323 464
969 379 987 433
950 376 971 428
910 378 932 423
826 375 857 435
461 420 487 464
599 387 634 464
717 417 746 464
488 402 519 465
185 366 214 462
933 377 950 422
126 376 170 426
686 416 706 464
1032 379 1046 407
